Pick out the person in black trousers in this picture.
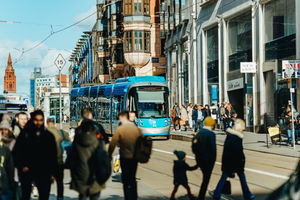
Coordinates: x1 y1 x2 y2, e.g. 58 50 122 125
193 117 216 200
13 110 58 200
171 150 197 200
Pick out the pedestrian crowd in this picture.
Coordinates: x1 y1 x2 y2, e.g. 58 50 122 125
0 105 297 200
171 102 237 132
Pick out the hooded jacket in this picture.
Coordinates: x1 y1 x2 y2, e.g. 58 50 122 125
221 128 245 174
12 120 58 177
70 120 103 195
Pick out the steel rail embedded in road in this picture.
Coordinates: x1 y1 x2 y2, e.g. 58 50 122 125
152 148 290 180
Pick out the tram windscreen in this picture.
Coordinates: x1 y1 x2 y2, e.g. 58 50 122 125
135 86 169 118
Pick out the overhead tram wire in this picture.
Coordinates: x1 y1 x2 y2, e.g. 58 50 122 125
10 10 97 65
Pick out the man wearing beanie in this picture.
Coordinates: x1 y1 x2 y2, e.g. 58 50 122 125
192 116 216 200
171 150 197 200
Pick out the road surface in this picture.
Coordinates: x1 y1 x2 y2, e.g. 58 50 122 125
50 139 298 200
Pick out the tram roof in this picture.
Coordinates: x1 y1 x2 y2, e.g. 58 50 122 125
72 76 167 97
116 76 166 84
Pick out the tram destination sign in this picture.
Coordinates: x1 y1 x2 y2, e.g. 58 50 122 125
282 60 300 79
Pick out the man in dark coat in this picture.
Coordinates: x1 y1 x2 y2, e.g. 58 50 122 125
193 117 216 200
213 119 255 200
13 110 58 200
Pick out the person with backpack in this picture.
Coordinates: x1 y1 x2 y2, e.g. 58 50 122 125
192 117 216 200
212 119 255 200
70 119 110 200
13 110 58 200
108 111 143 200
46 118 71 200
171 150 197 200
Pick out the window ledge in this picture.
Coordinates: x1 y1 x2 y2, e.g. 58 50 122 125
200 0 218 8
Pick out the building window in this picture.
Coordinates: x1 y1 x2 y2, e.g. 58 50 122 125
112 15 117 30
206 26 219 104
144 0 150 15
125 0 132 15
134 0 142 14
264 0 296 61
144 31 150 52
134 31 143 51
125 0 149 15
228 11 252 71
125 32 133 52
124 31 151 52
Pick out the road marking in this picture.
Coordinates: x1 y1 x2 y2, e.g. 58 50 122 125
152 148 289 180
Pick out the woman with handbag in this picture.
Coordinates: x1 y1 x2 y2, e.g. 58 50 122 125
212 119 255 200
180 105 189 131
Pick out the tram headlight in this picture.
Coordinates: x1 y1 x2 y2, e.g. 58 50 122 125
139 123 143 126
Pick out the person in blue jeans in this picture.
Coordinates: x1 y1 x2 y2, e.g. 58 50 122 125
286 111 297 146
213 119 255 200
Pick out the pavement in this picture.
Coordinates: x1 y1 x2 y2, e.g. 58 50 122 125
171 129 300 158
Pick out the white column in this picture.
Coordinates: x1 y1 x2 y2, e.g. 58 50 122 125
188 37 192 103
296 0 300 110
259 3 266 125
223 19 229 102
252 2 257 131
177 44 183 106
202 30 208 105
192 0 198 104
218 20 223 104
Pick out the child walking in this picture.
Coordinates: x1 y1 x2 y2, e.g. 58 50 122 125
171 150 198 200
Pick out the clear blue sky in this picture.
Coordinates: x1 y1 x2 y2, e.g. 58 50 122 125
0 0 96 95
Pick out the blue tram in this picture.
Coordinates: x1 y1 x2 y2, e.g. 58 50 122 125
70 76 171 138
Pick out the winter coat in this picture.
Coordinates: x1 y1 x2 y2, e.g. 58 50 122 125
12 120 58 177
47 127 71 166
70 120 103 195
0 141 14 193
108 122 143 159
175 106 181 117
285 116 294 130
173 160 197 185
180 107 189 121
194 127 216 168
192 109 198 121
187 107 193 118
204 109 211 118
221 128 245 174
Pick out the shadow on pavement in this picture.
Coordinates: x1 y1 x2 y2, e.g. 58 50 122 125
101 195 168 200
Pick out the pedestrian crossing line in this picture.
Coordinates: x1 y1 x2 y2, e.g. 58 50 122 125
152 148 289 180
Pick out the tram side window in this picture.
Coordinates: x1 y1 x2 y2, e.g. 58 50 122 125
112 95 124 120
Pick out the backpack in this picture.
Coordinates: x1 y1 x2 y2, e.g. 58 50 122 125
220 107 226 116
134 135 153 163
93 139 111 185
191 131 207 156
60 130 72 165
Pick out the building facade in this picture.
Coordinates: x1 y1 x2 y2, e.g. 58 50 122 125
4 53 16 93
164 0 300 130
69 0 167 89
